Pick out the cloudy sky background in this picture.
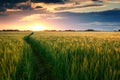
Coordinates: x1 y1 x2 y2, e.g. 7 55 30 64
0 0 120 31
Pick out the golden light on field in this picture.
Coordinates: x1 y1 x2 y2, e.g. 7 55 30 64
30 24 46 31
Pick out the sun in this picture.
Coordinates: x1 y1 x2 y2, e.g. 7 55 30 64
31 24 45 31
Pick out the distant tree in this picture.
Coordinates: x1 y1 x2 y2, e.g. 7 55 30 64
85 29 95 31
2 29 19 32
118 29 120 32
65 30 75 32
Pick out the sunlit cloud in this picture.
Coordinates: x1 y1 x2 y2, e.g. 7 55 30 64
2 0 119 13
19 12 65 22
27 0 119 13
47 15 65 20
53 1 120 13
19 14 41 21
54 4 106 13
54 3 103 11
50 0 120 13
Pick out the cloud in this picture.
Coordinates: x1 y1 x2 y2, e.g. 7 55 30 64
54 3 103 11
78 22 120 30
31 0 65 3
64 0 106 3
41 0 105 12
79 22 120 28
19 12 65 21
0 13 8 16
79 22 120 26
108 0 120 3
30 0 120 13
19 14 41 21
47 15 65 19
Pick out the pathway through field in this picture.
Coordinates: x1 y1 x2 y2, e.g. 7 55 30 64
24 35 53 80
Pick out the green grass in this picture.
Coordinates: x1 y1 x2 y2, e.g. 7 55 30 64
0 32 120 80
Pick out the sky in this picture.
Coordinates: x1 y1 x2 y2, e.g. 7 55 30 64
0 0 120 31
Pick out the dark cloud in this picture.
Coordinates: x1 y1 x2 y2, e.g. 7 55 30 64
0 0 103 4
0 0 66 5
0 7 6 12
0 0 27 4
31 0 66 3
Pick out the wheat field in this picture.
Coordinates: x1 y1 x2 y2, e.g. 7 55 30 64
0 32 120 80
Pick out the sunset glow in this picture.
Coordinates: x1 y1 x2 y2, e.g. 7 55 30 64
30 24 45 31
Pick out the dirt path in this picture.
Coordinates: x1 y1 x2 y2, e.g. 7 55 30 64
24 36 53 80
